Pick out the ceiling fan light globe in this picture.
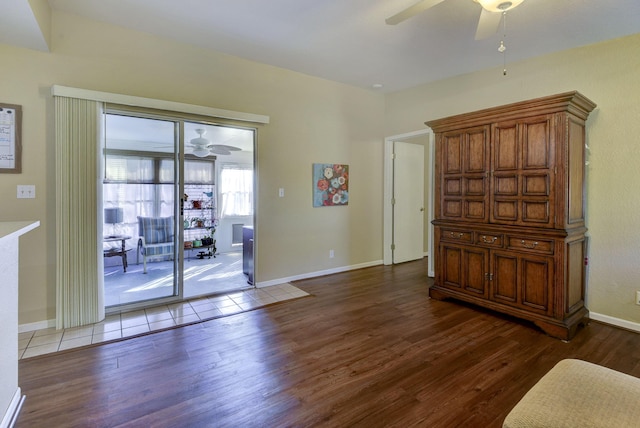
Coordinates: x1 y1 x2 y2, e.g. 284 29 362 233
477 0 523 13
192 148 210 157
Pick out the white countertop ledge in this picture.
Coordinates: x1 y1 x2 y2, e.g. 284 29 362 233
0 221 40 241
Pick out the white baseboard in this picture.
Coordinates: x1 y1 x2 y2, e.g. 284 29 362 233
256 260 384 288
1 388 25 428
23 269 637 336
589 312 640 333
17 262 384 330
18 319 55 334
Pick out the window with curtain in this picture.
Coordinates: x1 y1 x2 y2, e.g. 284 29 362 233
103 156 215 239
220 165 253 217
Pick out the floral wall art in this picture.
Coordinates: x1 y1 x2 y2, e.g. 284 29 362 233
313 163 349 207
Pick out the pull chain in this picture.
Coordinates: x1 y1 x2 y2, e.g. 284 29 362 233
498 10 507 75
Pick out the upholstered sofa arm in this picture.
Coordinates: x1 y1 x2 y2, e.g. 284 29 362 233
504 359 640 427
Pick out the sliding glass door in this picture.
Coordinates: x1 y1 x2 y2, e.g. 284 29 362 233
182 122 256 299
101 111 256 311
102 113 180 307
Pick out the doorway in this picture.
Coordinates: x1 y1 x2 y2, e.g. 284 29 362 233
101 110 256 310
383 129 435 276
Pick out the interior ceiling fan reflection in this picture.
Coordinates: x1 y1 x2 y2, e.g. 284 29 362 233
189 128 242 157
386 0 524 40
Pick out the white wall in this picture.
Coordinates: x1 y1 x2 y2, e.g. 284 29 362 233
0 222 37 427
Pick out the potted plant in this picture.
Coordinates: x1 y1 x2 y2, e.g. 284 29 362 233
202 227 215 247
191 217 205 228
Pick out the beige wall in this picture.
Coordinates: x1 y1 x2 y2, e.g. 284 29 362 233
0 10 385 325
3 9 639 328
386 33 640 324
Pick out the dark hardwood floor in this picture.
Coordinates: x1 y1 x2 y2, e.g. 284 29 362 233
17 258 640 427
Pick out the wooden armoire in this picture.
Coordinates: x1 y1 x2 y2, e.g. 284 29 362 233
427 91 596 340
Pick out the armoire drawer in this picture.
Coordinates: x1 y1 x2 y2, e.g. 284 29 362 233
440 228 473 244
507 236 554 254
475 233 504 247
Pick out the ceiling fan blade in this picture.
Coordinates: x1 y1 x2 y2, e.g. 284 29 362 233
212 144 241 151
475 8 503 40
385 0 447 25
209 147 232 155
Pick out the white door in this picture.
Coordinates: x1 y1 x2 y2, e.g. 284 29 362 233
393 141 425 263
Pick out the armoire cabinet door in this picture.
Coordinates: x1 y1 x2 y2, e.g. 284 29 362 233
439 126 490 223
490 250 554 315
490 115 555 228
439 243 488 298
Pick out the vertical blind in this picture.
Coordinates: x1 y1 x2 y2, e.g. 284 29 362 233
55 96 105 329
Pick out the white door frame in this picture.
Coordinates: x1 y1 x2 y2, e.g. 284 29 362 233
383 129 435 277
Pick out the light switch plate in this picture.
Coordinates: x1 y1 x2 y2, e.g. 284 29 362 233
17 185 36 199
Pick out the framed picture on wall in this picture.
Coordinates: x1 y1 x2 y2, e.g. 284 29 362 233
313 163 349 207
0 103 22 173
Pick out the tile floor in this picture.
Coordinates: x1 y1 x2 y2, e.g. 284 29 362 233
19 283 309 360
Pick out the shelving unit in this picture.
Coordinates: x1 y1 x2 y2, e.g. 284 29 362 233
183 183 217 258
183 184 216 238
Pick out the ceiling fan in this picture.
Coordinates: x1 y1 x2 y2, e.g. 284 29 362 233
189 128 242 157
386 0 524 40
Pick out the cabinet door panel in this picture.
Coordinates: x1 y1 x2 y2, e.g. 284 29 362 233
440 243 488 298
566 237 586 313
523 120 551 169
492 253 517 303
445 177 462 196
466 177 485 195
522 257 551 312
494 175 518 196
443 134 462 174
465 249 487 296
494 124 518 171
522 201 549 224
523 174 549 196
443 199 462 218
493 200 518 221
568 117 586 224
465 200 487 220
442 245 462 289
467 129 488 172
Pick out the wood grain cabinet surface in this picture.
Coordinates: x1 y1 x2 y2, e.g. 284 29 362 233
428 92 596 340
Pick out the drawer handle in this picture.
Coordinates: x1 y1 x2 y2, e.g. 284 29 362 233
450 232 465 238
521 240 538 249
481 235 497 244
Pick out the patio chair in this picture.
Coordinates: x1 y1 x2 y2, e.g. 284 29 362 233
137 216 175 274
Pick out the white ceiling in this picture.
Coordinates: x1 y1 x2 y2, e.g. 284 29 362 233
2 0 639 156
2 0 640 93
